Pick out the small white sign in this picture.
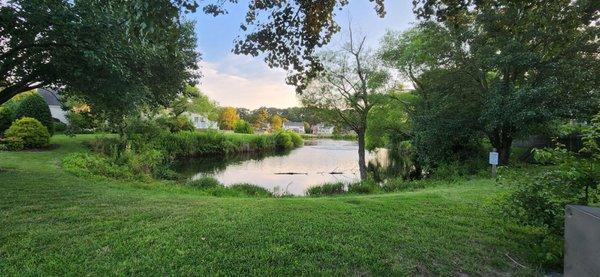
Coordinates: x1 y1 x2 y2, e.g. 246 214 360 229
489 152 499 165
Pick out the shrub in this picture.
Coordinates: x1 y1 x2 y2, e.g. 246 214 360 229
65 111 96 134
499 114 600 268
274 131 293 150
230 183 273 197
0 106 13 135
306 182 345 196
233 120 254 134
156 115 195 133
347 179 380 194
62 153 133 179
4 117 50 149
14 93 54 135
0 137 24 151
289 131 303 147
187 176 222 189
53 120 68 133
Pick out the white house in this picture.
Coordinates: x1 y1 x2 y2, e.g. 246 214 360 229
182 112 218 130
283 121 305 134
311 123 334 135
38 88 69 124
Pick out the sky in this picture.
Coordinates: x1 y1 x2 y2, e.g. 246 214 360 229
185 1 417 109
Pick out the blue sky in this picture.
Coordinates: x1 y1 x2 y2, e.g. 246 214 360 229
185 1 416 109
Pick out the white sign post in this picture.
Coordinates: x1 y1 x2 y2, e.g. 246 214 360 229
489 149 499 177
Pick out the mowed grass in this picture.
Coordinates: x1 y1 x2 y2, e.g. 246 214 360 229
0 135 540 275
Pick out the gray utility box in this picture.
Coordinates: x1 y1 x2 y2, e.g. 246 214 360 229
565 205 600 276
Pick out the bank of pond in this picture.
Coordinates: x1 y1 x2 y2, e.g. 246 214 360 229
58 130 425 196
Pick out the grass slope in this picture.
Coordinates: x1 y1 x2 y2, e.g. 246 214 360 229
0 135 539 275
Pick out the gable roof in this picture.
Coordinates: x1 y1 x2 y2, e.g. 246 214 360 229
284 122 304 128
37 88 62 106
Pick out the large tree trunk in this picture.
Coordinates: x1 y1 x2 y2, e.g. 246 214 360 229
357 129 367 180
490 129 513 165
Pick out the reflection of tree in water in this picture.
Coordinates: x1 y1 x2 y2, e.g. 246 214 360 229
173 150 291 178
368 141 422 182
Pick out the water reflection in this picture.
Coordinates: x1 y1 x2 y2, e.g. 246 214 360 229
174 139 386 195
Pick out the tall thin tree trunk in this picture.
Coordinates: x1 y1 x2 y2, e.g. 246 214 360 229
357 129 367 180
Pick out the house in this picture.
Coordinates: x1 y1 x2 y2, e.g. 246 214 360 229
283 121 305 134
182 112 218 130
37 88 69 124
311 123 334 135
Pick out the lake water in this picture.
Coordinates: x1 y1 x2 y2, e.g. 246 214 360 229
175 139 387 195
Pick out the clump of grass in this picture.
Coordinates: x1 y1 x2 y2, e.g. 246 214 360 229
186 178 273 197
347 179 380 194
230 183 273 197
306 182 345 196
62 152 135 180
380 178 441 193
186 176 222 189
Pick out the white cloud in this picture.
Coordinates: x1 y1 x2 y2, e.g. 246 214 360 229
197 54 300 109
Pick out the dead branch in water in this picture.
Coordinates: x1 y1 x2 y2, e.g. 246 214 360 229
274 172 309 175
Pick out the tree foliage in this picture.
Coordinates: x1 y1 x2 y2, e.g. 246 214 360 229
0 0 199 121
271 115 284 132
14 93 54 135
382 1 600 165
218 107 240 130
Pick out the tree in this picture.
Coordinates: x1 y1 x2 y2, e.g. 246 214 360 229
171 85 219 121
382 1 599 165
1 0 199 121
14 93 54 135
301 29 391 180
271 115 284 131
252 108 271 130
233 120 254 134
218 107 240 130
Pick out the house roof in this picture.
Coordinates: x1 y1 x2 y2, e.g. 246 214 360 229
284 122 304 127
37 88 62 106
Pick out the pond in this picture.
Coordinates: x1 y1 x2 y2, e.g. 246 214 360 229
174 139 389 195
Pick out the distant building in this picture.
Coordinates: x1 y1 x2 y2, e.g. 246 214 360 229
311 123 334 135
283 121 305 134
37 88 69 124
182 112 218 130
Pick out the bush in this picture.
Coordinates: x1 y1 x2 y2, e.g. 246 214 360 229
0 137 24 151
62 153 134 179
289 131 303 147
274 131 294 150
4 117 50 149
0 106 13 135
306 182 345 196
230 183 273 197
65 111 96 134
499 114 600 268
156 115 195 133
233 120 254 134
53 120 68 133
14 93 54 135
347 179 380 194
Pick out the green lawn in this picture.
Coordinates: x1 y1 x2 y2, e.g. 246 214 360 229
0 135 541 275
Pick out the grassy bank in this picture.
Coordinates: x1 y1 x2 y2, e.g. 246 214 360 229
0 135 543 275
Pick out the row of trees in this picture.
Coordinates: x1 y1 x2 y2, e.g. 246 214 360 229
218 107 287 132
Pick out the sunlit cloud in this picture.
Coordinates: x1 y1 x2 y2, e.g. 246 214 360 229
197 54 300 109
